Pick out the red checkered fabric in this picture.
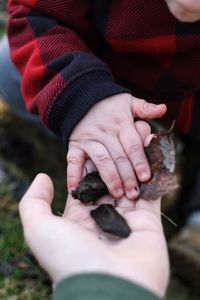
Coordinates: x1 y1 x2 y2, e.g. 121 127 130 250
7 0 200 146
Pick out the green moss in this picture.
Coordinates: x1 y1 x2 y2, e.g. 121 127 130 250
0 277 50 300
0 203 51 299
167 276 200 300
0 30 4 38
0 107 65 299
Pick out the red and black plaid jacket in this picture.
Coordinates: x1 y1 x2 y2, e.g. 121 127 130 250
7 0 200 146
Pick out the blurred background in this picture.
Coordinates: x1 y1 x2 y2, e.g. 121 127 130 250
0 0 7 32
0 2 66 299
0 1 200 299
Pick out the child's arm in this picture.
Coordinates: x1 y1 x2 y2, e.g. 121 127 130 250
7 1 166 198
165 0 200 22
7 0 129 145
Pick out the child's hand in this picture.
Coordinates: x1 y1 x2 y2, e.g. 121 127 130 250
67 93 166 200
166 0 200 22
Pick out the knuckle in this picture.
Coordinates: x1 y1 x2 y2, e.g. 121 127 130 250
141 100 150 116
124 176 134 186
106 173 121 189
95 153 110 165
110 174 120 184
134 160 146 170
126 143 143 156
67 174 78 182
114 154 128 165
67 154 81 166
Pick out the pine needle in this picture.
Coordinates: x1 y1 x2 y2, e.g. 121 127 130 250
161 211 178 227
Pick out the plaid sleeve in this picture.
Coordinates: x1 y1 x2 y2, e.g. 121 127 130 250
7 0 130 147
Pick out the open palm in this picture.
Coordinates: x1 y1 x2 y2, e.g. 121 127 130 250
19 173 169 297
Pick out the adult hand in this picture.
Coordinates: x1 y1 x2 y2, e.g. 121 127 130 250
19 173 169 297
165 0 200 22
67 93 166 200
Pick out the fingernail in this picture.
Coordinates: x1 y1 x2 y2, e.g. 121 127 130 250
127 188 139 199
69 186 76 193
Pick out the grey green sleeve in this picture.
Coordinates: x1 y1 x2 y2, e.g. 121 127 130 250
53 273 163 300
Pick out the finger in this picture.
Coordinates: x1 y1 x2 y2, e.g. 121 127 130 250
116 196 161 212
166 0 200 21
135 198 161 215
19 173 54 226
67 143 86 191
64 159 96 214
144 133 155 147
124 198 162 232
117 195 136 209
105 136 139 200
132 98 167 119
82 140 124 199
65 159 97 215
135 120 151 144
135 120 155 147
119 125 151 182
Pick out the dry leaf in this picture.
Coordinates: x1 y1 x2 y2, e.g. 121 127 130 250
140 132 178 200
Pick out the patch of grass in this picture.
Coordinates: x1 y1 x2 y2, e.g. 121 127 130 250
167 276 200 300
0 216 23 260
0 17 6 38
0 277 50 300
0 30 4 38
0 104 65 299
0 196 51 300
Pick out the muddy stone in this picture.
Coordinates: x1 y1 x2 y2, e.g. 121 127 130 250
72 171 108 203
91 204 131 238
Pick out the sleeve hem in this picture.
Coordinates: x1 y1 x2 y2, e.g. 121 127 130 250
48 69 131 148
53 273 162 300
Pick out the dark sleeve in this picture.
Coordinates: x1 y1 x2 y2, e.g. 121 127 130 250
7 0 130 147
53 273 163 300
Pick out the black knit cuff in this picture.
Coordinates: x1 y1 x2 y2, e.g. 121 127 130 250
48 70 130 149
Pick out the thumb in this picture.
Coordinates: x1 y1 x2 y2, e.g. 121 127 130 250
19 173 54 227
165 0 200 22
132 98 167 119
